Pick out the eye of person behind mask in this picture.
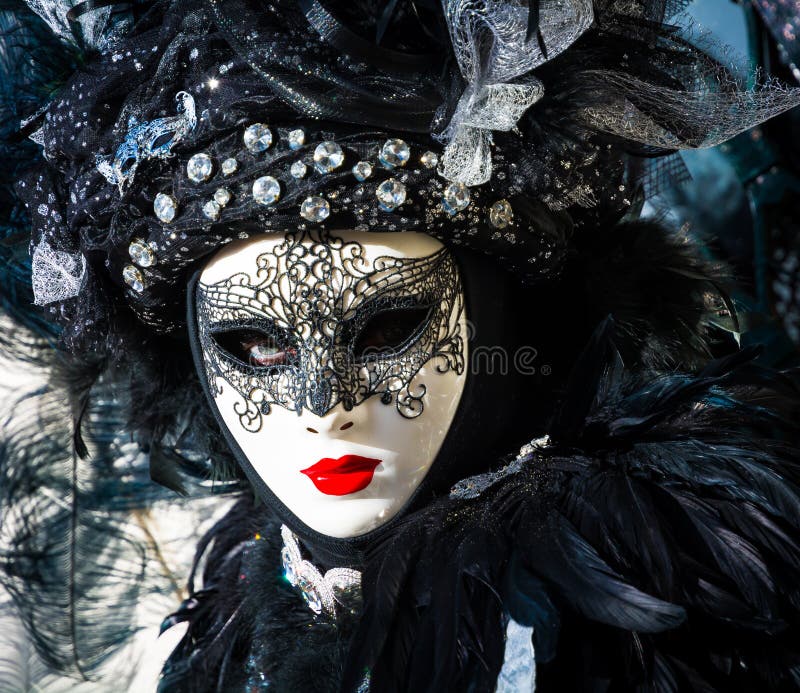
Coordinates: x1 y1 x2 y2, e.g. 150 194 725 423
210 303 434 369
212 325 299 368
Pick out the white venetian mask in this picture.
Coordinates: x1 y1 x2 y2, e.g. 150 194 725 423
192 230 468 538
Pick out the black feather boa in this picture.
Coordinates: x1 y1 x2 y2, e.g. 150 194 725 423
161 320 800 692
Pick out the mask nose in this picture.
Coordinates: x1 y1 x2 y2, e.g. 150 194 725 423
307 378 332 416
304 406 356 436
305 366 354 416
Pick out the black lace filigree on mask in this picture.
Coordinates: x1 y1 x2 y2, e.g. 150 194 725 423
195 231 465 431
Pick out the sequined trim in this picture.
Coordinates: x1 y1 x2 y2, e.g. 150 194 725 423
450 436 550 499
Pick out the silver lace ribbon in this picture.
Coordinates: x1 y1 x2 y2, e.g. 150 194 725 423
31 240 87 306
438 0 594 186
23 0 121 50
280 525 361 617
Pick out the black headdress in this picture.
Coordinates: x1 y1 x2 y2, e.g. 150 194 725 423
13 0 800 346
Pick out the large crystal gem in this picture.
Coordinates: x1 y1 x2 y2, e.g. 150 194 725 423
300 195 330 222
244 123 273 153
252 176 281 205
313 141 344 173
376 179 407 211
442 182 470 215
128 238 155 267
186 152 213 183
153 192 177 223
378 138 410 169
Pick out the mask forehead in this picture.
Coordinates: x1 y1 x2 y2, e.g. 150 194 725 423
198 231 451 328
199 230 445 284
196 230 465 423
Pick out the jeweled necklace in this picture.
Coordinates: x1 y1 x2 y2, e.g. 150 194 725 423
280 524 361 617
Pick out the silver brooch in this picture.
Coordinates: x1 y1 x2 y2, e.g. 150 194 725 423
96 91 197 194
280 525 361 617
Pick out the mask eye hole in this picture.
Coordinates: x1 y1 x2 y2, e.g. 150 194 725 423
151 132 174 150
353 305 432 359
211 328 297 368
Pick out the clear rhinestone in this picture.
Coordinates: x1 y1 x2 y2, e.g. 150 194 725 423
300 195 330 222
288 128 306 150
489 199 513 228
186 153 213 183
122 264 144 292
153 192 177 223
420 150 438 169
290 161 308 179
243 123 273 152
221 157 238 176
378 138 410 169
442 182 470 215
128 238 155 267
352 161 373 181
203 199 221 220
214 187 232 206
252 176 281 205
313 141 344 173
376 178 407 211
281 547 297 585
298 576 323 615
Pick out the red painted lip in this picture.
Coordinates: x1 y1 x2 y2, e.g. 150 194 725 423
300 454 382 496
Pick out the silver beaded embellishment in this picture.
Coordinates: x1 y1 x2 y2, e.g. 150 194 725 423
96 91 197 193
143 127 501 231
450 436 550 500
280 525 361 617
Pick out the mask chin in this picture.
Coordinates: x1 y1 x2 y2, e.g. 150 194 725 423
187 244 538 568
